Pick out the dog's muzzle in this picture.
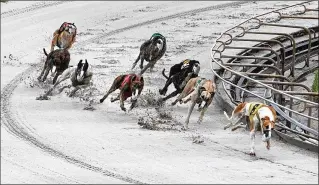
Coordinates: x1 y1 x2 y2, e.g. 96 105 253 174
262 130 271 142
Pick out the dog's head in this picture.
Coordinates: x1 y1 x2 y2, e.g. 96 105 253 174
261 116 275 150
192 62 200 75
199 88 212 102
76 59 89 82
199 81 215 102
131 75 144 95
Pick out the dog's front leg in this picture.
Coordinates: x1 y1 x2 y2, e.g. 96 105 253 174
172 88 193 105
38 63 47 81
197 99 212 124
183 101 196 130
119 91 126 112
182 90 195 104
42 66 51 82
69 84 89 97
51 36 58 52
45 71 70 96
52 72 61 84
149 61 156 72
249 129 256 156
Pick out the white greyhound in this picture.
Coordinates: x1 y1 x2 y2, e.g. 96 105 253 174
224 102 277 156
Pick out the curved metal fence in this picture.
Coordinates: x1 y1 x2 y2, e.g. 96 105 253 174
210 1 319 149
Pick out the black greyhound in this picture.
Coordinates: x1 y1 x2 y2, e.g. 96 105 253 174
159 59 200 102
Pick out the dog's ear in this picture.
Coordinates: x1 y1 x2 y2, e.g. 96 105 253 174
77 60 83 68
83 60 89 71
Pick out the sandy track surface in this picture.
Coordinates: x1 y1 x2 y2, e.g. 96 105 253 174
1 1 318 184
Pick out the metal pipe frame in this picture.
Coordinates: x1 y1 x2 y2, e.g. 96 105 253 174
223 63 282 75
279 15 319 19
245 31 297 77
231 38 288 105
276 123 318 141
221 55 277 66
224 46 281 69
276 91 319 96
259 22 313 67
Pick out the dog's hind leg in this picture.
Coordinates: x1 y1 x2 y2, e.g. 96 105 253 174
139 62 152 75
159 77 173 95
110 93 120 102
132 53 141 70
231 123 246 131
100 87 116 103
160 90 180 103
100 76 123 103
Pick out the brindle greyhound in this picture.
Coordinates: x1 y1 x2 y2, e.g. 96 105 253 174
44 59 93 97
100 74 144 112
132 33 166 75
38 48 70 84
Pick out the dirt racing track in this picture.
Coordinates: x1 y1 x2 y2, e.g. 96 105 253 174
1 1 318 184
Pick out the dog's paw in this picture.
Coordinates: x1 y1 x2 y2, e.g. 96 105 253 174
231 127 237 132
249 152 256 156
266 141 270 150
100 99 104 103
121 106 127 112
223 126 228 130
159 89 165 95
171 101 177 106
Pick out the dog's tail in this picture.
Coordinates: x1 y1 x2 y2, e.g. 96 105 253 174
162 68 169 80
43 48 48 56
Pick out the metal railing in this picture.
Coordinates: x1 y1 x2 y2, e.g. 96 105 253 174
210 1 319 142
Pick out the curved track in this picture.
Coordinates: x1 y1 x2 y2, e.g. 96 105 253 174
1 1 248 183
1 1 318 184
